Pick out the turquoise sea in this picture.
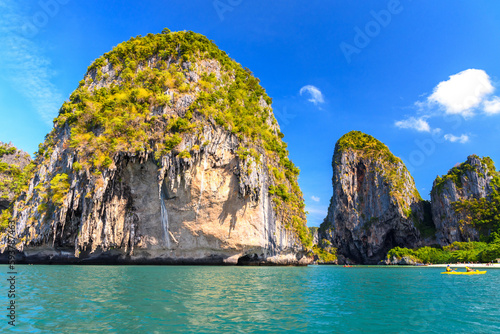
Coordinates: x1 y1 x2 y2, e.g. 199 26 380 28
1 265 499 333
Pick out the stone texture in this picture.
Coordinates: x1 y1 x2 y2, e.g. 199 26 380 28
320 133 423 264
385 255 419 265
431 155 495 245
0 35 311 265
0 142 31 212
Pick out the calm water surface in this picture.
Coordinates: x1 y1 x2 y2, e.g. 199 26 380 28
1 265 499 333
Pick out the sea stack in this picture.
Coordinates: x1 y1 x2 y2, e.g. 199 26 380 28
1 30 311 265
431 155 498 245
320 131 426 264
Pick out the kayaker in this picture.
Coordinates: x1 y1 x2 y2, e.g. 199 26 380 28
466 266 474 272
446 265 455 272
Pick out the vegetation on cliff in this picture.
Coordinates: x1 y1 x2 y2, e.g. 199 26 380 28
9 29 310 247
334 131 421 216
431 155 500 241
451 158 500 240
313 242 337 263
433 155 494 195
388 155 500 262
0 143 34 230
387 237 500 264
335 130 400 163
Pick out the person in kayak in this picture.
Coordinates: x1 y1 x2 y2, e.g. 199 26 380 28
446 265 455 272
466 266 475 272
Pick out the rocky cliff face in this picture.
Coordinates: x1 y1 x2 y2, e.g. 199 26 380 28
319 131 426 264
431 155 497 245
0 142 31 213
1 30 311 265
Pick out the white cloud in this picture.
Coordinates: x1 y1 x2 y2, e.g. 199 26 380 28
299 85 324 105
428 69 494 117
444 134 469 144
484 97 500 115
311 196 320 202
395 117 431 132
0 3 63 125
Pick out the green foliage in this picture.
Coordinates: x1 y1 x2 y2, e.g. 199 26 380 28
0 156 35 232
0 161 35 203
0 144 16 158
452 194 500 240
169 117 193 133
177 150 191 159
309 231 337 263
49 173 70 205
268 184 292 202
73 161 82 172
433 155 496 195
481 156 496 175
335 131 400 163
402 207 412 218
39 29 308 248
0 210 11 231
450 159 500 240
413 200 437 238
387 240 500 264
434 163 476 194
272 167 284 181
292 216 312 249
313 244 337 263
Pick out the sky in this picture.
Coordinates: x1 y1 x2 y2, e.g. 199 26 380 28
1 1 500 226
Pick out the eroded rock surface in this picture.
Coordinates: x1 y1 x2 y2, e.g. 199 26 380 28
320 131 426 264
0 142 31 212
1 31 311 265
431 155 496 245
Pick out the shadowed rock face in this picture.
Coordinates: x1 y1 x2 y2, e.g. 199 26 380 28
431 155 496 245
1 31 311 265
320 131 424 264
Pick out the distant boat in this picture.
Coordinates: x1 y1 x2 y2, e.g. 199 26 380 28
441 271 486 275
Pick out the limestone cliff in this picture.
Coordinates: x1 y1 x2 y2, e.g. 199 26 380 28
0 142 32 214
319 131 429 264
431 155 498 245
1 30 311 265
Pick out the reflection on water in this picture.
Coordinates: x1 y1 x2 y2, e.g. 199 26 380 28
0 265 499 333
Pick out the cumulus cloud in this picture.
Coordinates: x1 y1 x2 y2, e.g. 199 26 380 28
444 134 469 144
397 69 499 145
299 85 324 105
427 69 494 117
484 97 500 115
394 117 431 132
311 196 320 202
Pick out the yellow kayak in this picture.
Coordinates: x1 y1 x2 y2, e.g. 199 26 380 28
441 271 486 275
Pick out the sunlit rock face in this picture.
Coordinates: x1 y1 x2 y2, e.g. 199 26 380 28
1 31 311 265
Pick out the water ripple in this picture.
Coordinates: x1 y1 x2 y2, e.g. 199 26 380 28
0 265 499 333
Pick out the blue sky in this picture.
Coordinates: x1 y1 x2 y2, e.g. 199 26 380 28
1 1 500 226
